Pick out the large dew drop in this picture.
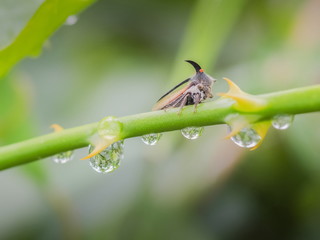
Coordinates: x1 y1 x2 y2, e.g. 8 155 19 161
181 127 203 140
52 151 74 164
88 140 124 173
272 114 294 130
230 127 261 148
141 133 162 145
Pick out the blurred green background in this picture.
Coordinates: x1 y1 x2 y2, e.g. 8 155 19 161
1 0 320 239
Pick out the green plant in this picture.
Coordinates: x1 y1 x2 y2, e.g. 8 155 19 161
0 81 319 170
0 0 319 171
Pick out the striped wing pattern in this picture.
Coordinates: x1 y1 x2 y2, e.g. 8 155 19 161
152 81 193 111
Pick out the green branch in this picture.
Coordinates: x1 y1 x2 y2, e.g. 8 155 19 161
1 84 320 170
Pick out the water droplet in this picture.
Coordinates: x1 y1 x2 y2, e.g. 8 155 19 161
52 151 74 164
65 15 78 26
141 133 162 145
89 140 124 173
272 114 294 130
181 127 203 140
98 116 123 140
230 127 261 148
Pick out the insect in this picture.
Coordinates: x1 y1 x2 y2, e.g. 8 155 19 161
152 60 216 113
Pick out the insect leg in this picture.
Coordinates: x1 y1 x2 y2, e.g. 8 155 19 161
178 93 191 115
204 87 213 98
193 93 201 113
207 89 213 98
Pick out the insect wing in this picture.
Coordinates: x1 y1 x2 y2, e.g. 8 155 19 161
157 78 190 102
152 81 192 111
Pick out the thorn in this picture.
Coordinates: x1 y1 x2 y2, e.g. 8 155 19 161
81 140 114 160
224 120 248 139
50 124 64 132
223 77 243 95
249 121 271 151
218 78 267 112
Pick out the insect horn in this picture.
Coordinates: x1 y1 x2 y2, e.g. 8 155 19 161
185 60 202 72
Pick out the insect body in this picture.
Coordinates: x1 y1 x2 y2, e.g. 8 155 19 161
152 60 216 112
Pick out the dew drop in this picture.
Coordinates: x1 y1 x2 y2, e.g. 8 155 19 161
181 127 203 140
65 15 78 26
141 133 162 145
272 114 294 130
98 116 122 140
88 141 124 173
52 151 74 164
230 127 261 148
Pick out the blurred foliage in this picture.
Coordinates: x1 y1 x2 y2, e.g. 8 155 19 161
0 0 96 77
0 0 320 240
169 0 246 84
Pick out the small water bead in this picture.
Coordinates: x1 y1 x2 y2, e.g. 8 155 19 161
141 133 162 146
181 127 203 140
89 141 124 173
230 127 261 148
65 15 78 26
272 114 294 130
52 151 74 164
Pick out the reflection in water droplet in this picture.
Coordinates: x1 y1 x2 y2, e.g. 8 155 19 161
141 133 162 145
181 127 203 140
230 127 261 148
53 151 74 164
272 114 294 130
65 15 78 26
89 140 124 173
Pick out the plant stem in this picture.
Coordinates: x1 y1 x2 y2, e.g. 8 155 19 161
1 84 320 170
0 123 97 170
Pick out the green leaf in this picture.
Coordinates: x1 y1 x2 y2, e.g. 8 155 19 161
0 0 96 78
0 0 45 50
